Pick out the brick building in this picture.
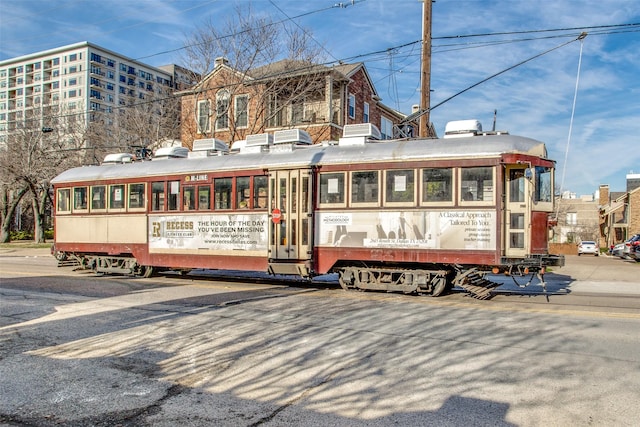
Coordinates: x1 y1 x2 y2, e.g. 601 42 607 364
179 58 419 148
551 193 600 244
599 173 640 248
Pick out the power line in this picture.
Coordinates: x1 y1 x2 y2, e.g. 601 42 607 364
3 22 638 129
267 0 340 63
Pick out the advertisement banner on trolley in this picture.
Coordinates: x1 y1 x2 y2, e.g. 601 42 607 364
149 213 269 252
317 210 496 250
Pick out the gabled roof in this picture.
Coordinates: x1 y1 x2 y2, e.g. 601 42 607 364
177 60 250 95
333 62 379 99
248 59 358 84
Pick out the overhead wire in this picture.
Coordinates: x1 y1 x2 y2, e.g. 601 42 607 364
556 34 586 219
3 19 639 129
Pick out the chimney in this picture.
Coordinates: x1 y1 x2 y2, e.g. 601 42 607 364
215 57 229 67
599 184 610 205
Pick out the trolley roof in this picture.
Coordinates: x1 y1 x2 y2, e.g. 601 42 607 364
51 133 549 185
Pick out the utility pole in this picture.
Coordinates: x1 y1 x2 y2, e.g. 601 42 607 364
419 0 432 137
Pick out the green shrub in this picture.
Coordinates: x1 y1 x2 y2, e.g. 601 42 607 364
10 230 33 241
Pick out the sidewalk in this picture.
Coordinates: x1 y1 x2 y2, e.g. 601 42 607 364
0 243 52 258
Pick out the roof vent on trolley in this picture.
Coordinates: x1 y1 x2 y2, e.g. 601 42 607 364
188 138 229 158
102 153 135 165
338 123 381 146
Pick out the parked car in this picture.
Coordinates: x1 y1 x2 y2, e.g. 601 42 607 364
578 240 599 256
622 234 640 259
625 234 640 261
611 242 625 258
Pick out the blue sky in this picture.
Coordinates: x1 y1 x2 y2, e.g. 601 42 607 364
2 0 639 197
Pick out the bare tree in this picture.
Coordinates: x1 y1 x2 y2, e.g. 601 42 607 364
0 105 84 242
85 87 181 160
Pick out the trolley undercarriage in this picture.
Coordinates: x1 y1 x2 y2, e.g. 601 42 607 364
54 250 554 300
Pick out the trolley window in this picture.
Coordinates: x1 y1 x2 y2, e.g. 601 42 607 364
198 185 210 210
57 188 71 213
109 184 126 210
236 177 250 209
385 169 415 205
319 172 345 206
351 171 379 206
168 180 180 211
129 183 145 210
253 176 268 209
460 166 494 204
152 182 165 211
91 186 106 211
422 168 453 204
214 177 232 210
73 186 88 211
183 185 196 210
535 166 552 203
509 169 525 203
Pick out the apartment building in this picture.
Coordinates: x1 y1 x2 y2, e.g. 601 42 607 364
0 41 185 147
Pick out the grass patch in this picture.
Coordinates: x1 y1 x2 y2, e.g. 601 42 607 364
0 242 52 249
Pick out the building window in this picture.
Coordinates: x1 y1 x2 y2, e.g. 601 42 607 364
197 100 211 134
235 94 248 128
380 116 393 139
566 212 577 226
267 95 282 127
363 102 369 123
215 89 230 130
291 99 304 124
348 94 355 119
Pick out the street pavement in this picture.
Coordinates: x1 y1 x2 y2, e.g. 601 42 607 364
1 245 640 426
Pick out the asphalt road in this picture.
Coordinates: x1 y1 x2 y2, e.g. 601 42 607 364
1 248 639 426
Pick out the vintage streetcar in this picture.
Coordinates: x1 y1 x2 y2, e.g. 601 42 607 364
51 121 564 299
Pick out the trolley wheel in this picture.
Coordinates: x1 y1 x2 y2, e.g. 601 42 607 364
430 276 448 297
139 265 154 278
